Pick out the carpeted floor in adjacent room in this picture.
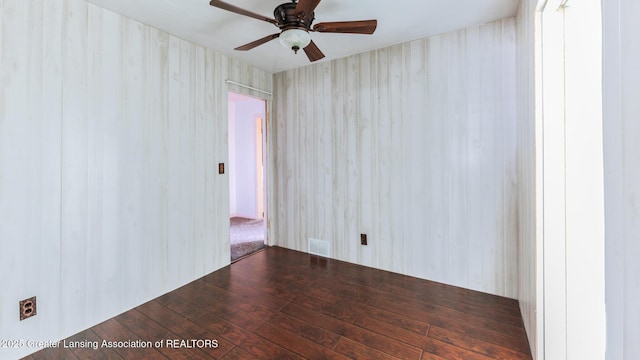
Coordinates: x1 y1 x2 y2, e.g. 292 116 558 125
230 217 266 262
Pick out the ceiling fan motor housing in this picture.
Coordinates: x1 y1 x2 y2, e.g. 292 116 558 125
274 2 314 31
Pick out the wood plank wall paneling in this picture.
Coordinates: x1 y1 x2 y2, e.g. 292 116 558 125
515 0 538 358
603 0 640 358
272 18 518 298
0 0 272 358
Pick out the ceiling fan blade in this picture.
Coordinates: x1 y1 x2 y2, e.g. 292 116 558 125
235 33 280 51
313 20 378 34
210 0 277 25
295 0 322 20
303 40 325 62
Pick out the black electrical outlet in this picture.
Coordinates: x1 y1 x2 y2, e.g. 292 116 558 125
360 234 367 246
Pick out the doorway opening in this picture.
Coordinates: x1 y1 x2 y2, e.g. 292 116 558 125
228 91 268 262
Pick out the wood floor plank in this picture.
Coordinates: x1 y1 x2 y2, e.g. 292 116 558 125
291 293 360 323
368 295 531 352
313 278 374 304
302 286 430 334
427 325 532 360
184 310 305 360
92 319 167 360
378 281 523 322
218 347 260 360
65 329 123 360
264 311 342 348
26 247 531 360
375 270 519 309
135 300 235 359
114 309 215 360
282 303 423 359
210 267 306 302
168 283 268 332
200 273 290 311
333 338 406 360
353 315 493 359
256 322 352 359
420 337 496 360
180 279 285 324
420 352 448 360
28 346 79 360
372 290 526 329
156 283 283 329
354 315 431 349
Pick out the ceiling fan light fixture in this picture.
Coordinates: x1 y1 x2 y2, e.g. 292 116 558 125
279 28 311 53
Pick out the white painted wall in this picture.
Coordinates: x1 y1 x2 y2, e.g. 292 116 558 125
273 18 518 297
515 0 540 357
603 0 640 358
0 0 272 358
229 97 265 219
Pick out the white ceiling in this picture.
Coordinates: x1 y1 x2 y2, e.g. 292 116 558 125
85 0 519 74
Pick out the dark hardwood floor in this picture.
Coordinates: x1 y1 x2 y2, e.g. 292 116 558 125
25 247 531 360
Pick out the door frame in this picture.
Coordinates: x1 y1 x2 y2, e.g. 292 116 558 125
536 0 606 358
226 84 272 246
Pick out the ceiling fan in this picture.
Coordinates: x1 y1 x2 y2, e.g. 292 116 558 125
209 0 378 62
